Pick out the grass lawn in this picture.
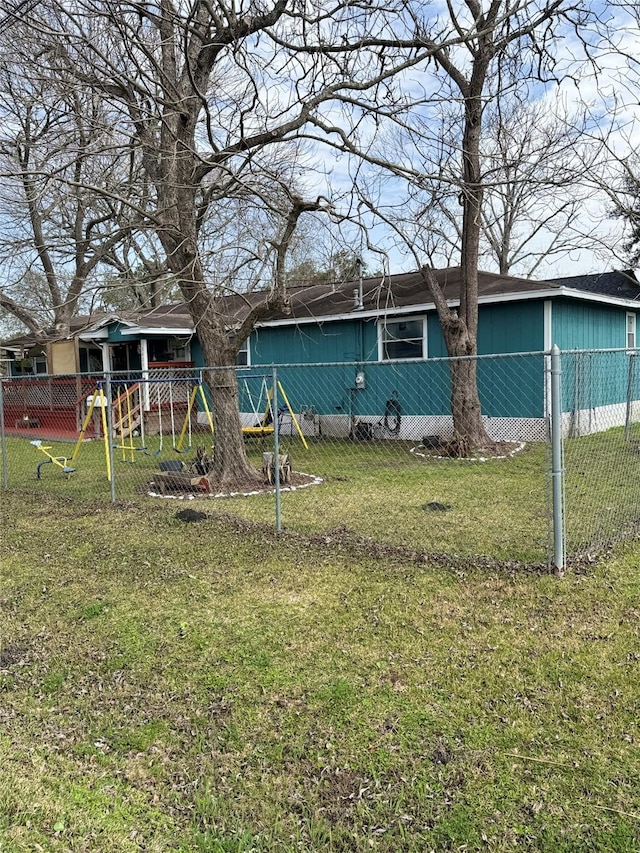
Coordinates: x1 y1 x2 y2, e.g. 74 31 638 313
5 425 640 564
1 435 551 563
1 491 639 851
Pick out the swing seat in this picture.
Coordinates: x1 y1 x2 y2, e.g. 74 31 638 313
242 425 275 437
242 403 287 438
62 466 76 475
241 379 309 450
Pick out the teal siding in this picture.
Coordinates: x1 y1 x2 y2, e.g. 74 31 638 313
427 315 447 357
250 320 365 365
347 361 451 418
106 323 140 343
238 303 546 418
137 295 639 421
561 350 637 411
249 301 545 366
552 299 631 350
553 300 638 411
477 356 544 418
138 301 549 419
191 338 205 368
477 301 544 354
427 301 544 358
244 356 544 420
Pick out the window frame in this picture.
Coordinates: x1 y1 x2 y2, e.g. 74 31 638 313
236 338 251 367
378 316 427 362
626 312 637 350
167 338 191 362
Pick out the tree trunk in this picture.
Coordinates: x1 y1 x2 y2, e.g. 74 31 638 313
448 355 488 449
197 333 262 488
164 242 262 487
421 268 494 452
448 60 494 451
441 320 493 451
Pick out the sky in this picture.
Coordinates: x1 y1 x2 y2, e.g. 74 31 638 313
1 0 639 343
298 0 640 280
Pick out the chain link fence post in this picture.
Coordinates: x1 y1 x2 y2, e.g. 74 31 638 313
272 366 282 532
104 374 116 503
0 377 7 490
625 352 638 441
550 344 565 571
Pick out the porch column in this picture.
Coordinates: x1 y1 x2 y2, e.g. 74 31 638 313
140 339 150 411
100 343 110 373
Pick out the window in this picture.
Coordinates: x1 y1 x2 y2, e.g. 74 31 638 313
33 355 48 374
379 317 426 361
236 338 250 366
168 338 191 361
626 313 637 350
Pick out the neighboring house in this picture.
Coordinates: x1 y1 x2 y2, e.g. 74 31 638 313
2 268 639 440
1 315 106 377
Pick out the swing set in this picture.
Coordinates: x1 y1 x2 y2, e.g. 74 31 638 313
241 376 308 450
111 377 214 459
173 382 214 452
30 373 305 480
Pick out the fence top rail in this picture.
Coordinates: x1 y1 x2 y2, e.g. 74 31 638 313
245 352 549 370
1 376 86 384
1 373 203 386
2 348 637 386
555 347 640 356
106 375 203 385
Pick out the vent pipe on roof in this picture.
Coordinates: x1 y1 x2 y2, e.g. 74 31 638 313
353 258 364 309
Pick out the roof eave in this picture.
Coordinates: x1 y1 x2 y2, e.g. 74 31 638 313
135 326 194 336
258 288 561 327
557 287 640 309
258 286 640 328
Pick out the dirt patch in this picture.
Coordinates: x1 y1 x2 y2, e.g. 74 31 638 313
316 767 373 820
0 644 27 668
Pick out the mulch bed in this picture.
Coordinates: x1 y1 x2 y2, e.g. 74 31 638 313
148 469 321 499
410 440 526 461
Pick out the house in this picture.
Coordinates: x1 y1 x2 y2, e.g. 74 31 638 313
2 268 639 441
242 267 640 440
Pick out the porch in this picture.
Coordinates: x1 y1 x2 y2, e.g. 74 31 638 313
1 374 194 443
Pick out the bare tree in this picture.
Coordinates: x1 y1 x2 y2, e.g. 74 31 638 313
33 0 441 484
462 98 604 276
0 35 140 338
384 95 612 278
610 159 640 264
334 0 600 451
588 29 640 268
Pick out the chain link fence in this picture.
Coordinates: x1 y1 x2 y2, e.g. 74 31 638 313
1 350 638 566
560 349 640 557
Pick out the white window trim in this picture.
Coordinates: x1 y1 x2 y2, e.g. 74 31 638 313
378 316 427 362
237 337 251 366
626 312 637 350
